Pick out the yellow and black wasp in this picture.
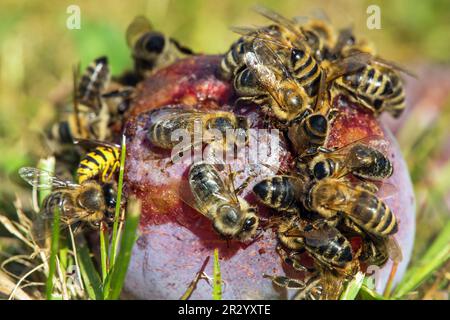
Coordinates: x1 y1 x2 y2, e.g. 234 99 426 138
75 139 121 184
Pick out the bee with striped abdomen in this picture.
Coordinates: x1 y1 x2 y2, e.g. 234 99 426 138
75 139 121 184
252 175 304 214
264 216 359 300
277 217 358 275
183 162 259 241
302 136 393 181
77 56 110 110
147 105 248 161
253 173 398 238
126 16 193 79
305 177 398 238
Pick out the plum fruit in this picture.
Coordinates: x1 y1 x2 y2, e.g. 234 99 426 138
122 55 416 299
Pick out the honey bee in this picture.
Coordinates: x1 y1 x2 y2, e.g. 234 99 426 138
147 105 248 156
254 174 397 237
77 56 110 110
327 28 413 118
264 216 358 300
46 57 112 148
293 12 337 62
252 175 303 213
340 217 402 267
183 162 259 241
302 136 393 181
305 177 398 237
126 16 193 79
332 63 407 118
278 217 358 276
18 167 117 240
75 139 121 184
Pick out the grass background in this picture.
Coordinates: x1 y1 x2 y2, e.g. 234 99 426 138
0 0 449 299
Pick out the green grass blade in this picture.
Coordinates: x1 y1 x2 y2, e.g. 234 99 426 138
45 207 60 300
393 220 450 298
109 134 126 266
77 238 103 300
340 272 364 300
212 248 222 300
99 223 109 283
359 285 387 300
105 198 141 300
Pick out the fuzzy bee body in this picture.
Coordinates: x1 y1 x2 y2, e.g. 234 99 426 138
332 60 406 118
126 16 193 79
278 218 355 272
187 162 258 241
307 178 398 237
147 106 248 150
78 56 110 110
252 175 302 213
308 142 393 181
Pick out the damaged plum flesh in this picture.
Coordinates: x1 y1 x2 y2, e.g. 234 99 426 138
122 55 415 299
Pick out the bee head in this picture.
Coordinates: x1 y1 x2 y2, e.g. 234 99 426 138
215 204 258 241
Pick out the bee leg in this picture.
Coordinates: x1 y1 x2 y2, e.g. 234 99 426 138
293 275 323 300
263 274 307 290
276 245 308 272
358 181 379 193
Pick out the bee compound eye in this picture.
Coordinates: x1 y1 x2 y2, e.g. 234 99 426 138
243 217 257 231
308 114 327 133
144 34 165 53
291 48 304 64
313 161 329 180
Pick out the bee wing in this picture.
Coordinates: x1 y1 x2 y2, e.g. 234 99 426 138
148 105 204 126
373 182 398 200
126 16 153 48
244 38 304 109
31 210 92 243
178 163 240 218
284 223 339 247
328 135 390 156
303 226 340 247
73 138 120 149
327 52 373 81
371 56 417 78
19 167 79 189
386 237 403 263
331 26 355 55
253 5 305 42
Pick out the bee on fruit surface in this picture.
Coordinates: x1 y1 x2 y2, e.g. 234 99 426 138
339 216 403 268
292 11 338 62
305 177 398 238
252 174 304 214
277 216 359 276
147 105 248 157
75 139 121 184
264 216 359 300
18 167 117 241
126 16 193 79
220 6 308 80
253 174 398 238
327 28 414 118
299 136 393 181
182 162 259 241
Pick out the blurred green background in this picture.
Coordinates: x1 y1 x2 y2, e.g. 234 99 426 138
0 0 449 299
